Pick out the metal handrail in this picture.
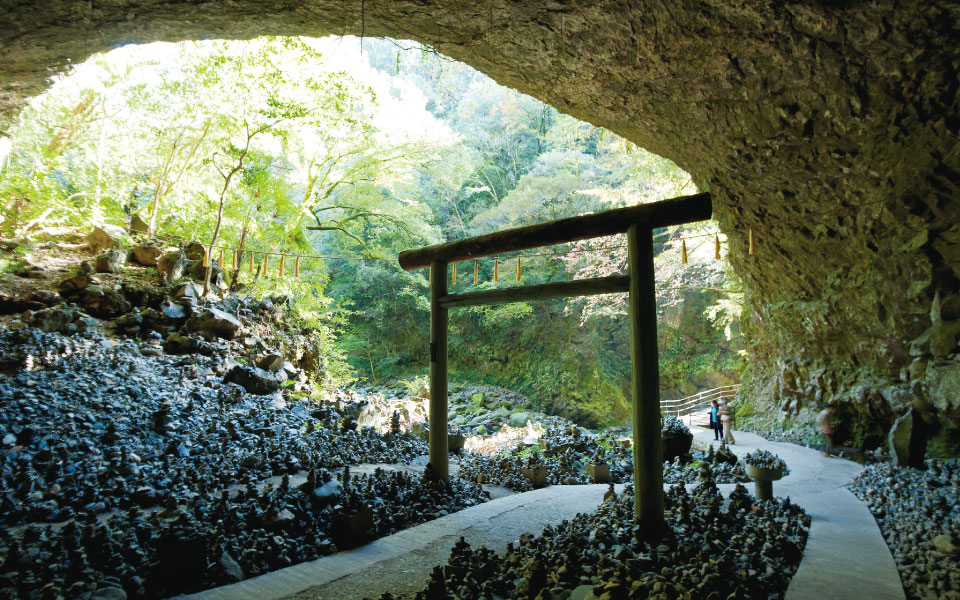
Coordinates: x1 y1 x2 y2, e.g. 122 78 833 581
661 384 740 426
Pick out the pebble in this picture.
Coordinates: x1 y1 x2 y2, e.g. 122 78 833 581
744 449 789 473
0 326 487 598
377 480 811 600
850 458 960 599
457 427 749 491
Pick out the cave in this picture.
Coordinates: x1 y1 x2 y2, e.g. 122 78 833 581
1 1 958 446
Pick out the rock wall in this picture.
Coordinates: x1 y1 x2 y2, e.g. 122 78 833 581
1 0 958 447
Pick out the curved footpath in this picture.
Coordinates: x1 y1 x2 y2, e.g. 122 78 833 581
177 428 904 600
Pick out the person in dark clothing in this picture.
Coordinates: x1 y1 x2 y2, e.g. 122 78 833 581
709 400 722 440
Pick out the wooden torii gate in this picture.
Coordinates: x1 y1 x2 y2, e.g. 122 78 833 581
397 192 712 530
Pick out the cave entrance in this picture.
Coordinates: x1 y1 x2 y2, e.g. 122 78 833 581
398 192 712 529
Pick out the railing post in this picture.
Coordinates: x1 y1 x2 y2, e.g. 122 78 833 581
429 260 449 481
627 223 664 533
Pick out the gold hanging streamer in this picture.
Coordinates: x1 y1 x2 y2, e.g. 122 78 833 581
749 228 755 255
249 252 255 273
474 260 478 284
217 249 224 270
295 256 300 278
681 239 688 265
279 255 285 278
428 267 432 283
452 262 457 284
493 259 499 282
262 255 269 277
202 247 210 268
233 250 238 270
516 257 521 282
714 235 721 260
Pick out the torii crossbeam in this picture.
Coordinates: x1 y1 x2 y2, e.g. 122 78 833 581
397 192 712 531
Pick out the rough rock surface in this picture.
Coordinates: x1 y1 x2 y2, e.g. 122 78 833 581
185 306 242 339
86 225 131 254
0 2 958 438
129 213 149 233
130 243 163 266
224 364 280 394
156 250 186 281
889 407 928 468
94 249 126 273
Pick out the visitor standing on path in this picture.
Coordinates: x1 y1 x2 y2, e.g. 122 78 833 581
719 400 735 444
817 403 835 457
709 400 722 440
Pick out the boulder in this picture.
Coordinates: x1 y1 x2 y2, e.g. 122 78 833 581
263 508 296 528
508 412 532 428
171 282 204 301
120 281 164 309
59 272 98 296
131 243 163 266
75 315 100 334
925 360 960 413
186 307 242 339
79 285 132 318
29 305 80 333
0 291 56 314
586 462 610 483
256 352 285 372
157 250 187 281
521 466 547 488
129 213 149 233
164 332 215 356
91 588 126 600
184 241 206 261
163 332 196 354
299 349 325 375
889 407 928 468
933 533 960 555
94 249 126 273
218 552 244 583
661 430 693 463
87 225 132 253
160 300 187 321
223 365 279 395
187 259 223 281
570 585 597 600
311 480 343 506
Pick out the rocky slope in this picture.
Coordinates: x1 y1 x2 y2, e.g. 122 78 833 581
0 326 491 599
0 233 498 598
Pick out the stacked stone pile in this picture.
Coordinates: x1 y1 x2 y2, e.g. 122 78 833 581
458 427 748 491
0 327 487 598
849 459 960 599
744 449 790 474
377 481 810 600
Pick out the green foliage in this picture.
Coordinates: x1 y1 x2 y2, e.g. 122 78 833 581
2 35 744 428
398 375 429 397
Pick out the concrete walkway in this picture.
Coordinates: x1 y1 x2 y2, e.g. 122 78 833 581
177 427 904 600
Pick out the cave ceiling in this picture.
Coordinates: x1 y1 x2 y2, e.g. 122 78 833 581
1 0 959 426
